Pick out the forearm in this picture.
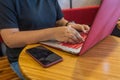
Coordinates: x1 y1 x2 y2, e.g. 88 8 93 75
1 28 55 48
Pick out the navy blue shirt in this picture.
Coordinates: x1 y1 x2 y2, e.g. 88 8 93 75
0 0 63 63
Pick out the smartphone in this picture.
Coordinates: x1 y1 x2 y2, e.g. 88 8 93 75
26 46 63 68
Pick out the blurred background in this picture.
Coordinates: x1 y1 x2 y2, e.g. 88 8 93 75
58 0 101 9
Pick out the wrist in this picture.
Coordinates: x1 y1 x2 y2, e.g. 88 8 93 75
65 21 75 26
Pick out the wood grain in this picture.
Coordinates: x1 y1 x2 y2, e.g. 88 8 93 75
19 36 120 80
0 56 20 80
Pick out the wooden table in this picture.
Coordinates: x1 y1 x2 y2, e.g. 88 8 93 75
19 36 120 80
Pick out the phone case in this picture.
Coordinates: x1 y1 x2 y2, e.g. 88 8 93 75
26 46 63 68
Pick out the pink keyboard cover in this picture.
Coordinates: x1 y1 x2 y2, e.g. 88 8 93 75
60 33 88 49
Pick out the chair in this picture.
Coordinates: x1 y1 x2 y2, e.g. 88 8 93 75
0 56 20 80
62 5 100 26
0 37 3 56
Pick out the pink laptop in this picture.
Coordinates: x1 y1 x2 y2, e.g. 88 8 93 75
40 0 120 55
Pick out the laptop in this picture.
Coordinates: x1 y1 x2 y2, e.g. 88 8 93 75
40 0 120 55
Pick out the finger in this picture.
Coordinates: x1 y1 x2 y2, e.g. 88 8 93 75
72 28 84 42
68 27 84 42
79 25 87 33
82 24 90 33
69 34 80 43
75 32 84 42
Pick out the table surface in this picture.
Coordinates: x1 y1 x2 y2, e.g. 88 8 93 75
19 36 120 80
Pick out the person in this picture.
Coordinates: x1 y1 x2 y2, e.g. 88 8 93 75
0 0 90 79
111 20 120 37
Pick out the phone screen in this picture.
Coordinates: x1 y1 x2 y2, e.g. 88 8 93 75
26 46 63 67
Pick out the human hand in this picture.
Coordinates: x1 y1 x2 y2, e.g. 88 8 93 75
67 22 90 33
52 26 84 44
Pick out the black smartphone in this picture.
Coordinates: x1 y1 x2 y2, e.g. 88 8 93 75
26 46 63 68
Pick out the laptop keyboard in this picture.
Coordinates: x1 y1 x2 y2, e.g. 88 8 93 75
61 32 87 49
40 32 88 54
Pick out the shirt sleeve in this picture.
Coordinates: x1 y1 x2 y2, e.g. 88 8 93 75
0 0 18 29
55 0 63 21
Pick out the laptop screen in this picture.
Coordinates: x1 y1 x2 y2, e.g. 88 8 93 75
80 0 120 55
